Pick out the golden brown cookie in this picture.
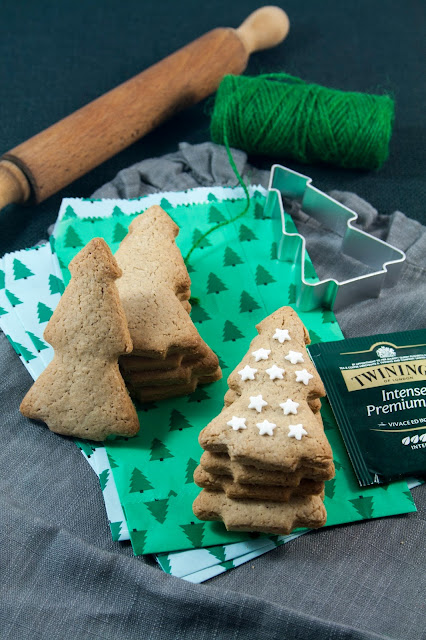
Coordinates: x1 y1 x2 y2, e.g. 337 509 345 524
129 368 222 403
115 206 205 359
120 352 185 372
198 307 333 474
20 238 140 441
193 490 327 535
125 349 220 388
194 465 324 501
200 451 335 485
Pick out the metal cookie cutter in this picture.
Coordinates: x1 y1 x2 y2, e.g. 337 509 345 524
264 164 406 311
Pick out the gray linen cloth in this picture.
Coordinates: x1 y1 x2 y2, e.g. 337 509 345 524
1 143 425 640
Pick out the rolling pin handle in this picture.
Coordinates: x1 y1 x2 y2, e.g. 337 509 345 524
0 160 31 209
235 6 290 55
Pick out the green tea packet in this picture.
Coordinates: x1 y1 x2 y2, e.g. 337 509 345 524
309 329 426 486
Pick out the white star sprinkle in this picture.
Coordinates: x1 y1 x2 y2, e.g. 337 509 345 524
265 364 285 380
285 350 304 365
248 394 268 413
272 328 291 343
256 420 277 436
295 369 314 385
252 348 271 362
238 365 258 381
280 398 299 415
227 416 247 431
288 424 308 440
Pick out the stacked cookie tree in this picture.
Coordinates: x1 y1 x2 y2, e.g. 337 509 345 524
115 206 221 402
193 306 334 535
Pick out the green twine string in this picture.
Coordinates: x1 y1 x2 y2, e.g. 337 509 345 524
210 73 395 170
184 129 250 264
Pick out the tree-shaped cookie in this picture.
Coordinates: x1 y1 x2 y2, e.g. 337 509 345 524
194 465 324 501
198 306 334 476
20 238 139 441
114 206 218 365
193 490 326 535
200 451 332 486
114 206 221 399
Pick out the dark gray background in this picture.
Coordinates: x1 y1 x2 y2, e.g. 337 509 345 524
0 0 425 254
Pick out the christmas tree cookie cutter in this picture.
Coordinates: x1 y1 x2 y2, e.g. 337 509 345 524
265 164 406 311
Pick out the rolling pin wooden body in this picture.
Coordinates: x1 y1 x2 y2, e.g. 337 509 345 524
0 6 289 209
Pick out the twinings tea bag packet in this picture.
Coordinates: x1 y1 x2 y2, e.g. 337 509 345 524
309 329 426 486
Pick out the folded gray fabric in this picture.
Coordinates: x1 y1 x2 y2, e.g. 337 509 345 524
1 142 425 640
93 142 425 335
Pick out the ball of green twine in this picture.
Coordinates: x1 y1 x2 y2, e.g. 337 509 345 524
210 73 395 170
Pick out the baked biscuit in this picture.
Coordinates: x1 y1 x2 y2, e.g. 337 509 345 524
193 490 327 535
126 349 219 388
129 367 222 403
200 451 335 485
20 238 139 441
198 307 333 474
115 207 204 358
194 465 324 501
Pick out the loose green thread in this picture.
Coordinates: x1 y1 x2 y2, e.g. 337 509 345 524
184 127 251 264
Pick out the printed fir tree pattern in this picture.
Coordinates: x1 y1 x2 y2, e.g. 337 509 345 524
13 258 34 280
207 272 227 294
240 290 261 314
160 198 172 212
192 228 212 249
187 387 211 403
150 438 174 461
190 302 211 324
223 246 243 267
131 530 148 555
255 265 276 286
350 496 374 519
64 226 84 249
223 320 244 342
180 522 206 548
37 301 53 323
169 410 193 431
145 498 170 524
185 458 199 483
62 205 77 219
8 336 36 362
26 331 48 352
239 224 257 242
48 274 65 295
99 469 110 492
130 468 154 492
109 521 123 541
112 221 128 244
5 289 23 307
254 201 268 220
208 205 227 224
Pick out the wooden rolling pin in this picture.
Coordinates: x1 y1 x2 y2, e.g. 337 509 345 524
0 6 289 210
